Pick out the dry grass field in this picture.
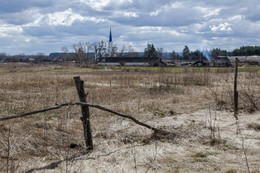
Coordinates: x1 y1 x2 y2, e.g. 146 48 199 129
0 63 259 172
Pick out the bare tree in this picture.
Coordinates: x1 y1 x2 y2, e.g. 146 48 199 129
35 53 47 63
117 45 126 57
111 45 118 57
0 53 7 61
127 45 138 57
73 42 90 66
61 46 68 54
85 42 92 53
157 47 163 58
61 46 71 62
93 42 100 62
94 42 107 62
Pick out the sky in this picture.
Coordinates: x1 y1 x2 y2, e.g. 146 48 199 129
0 0 260 55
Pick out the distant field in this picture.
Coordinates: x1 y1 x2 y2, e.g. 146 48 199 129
102 65 260 73
0 63 259 172
1 63 260 74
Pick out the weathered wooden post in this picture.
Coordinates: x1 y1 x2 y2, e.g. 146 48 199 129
74 76 93 150
234 58 239 120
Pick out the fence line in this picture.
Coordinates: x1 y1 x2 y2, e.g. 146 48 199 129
0 102 168 134
0 102 71 121
0 101 170 147
0 76 171 150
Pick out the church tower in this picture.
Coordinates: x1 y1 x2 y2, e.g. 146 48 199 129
108 28 113 56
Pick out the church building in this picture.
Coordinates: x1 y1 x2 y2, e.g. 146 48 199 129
95 28 113 61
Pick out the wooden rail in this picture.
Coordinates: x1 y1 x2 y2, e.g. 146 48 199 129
0 102 166 134
0 76 169 150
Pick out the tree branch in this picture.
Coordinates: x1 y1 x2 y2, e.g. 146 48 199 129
0 103 71 121
0 102 169 135
74 102 168 134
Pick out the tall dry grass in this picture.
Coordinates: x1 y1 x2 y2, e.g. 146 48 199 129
0 63 259 172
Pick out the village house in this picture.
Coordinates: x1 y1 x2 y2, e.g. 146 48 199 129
98 56 162 66
209 56 232 67
210 56 260 67
228 56 260 66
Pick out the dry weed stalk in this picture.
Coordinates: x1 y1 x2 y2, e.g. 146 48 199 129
207 104 221 145
239 85 259 112
234 59 251 173
132 144 137 173
6 124 11 173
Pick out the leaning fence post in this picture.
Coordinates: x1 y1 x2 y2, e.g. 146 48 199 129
234 58 239 120
73 76 93 150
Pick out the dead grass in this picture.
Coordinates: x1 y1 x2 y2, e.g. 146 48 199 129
0 63 259 172
247 123 260 131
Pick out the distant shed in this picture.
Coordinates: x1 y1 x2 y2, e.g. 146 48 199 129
209 56 232 67
98 57 162 66
191 60 209 67
228 56 260 66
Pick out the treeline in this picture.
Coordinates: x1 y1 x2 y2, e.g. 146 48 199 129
180 45 208 61
211 46 260 59
145 44 260 61
0 53 53 63
144 44 208 61
232 46 260 56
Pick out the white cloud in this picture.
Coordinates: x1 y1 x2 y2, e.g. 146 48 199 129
228 15 244 21
149 2 184 17
114 11 139 18
196 7 221 18
45 8 85 26
170 2 184 8
150 10 159 17
0 24 23 37
210 23 232 32
24 8 108 28
1 0 260 54
80 0 110 11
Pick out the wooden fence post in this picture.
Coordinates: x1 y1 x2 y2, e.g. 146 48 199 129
234 58 239 120
73 76 93 150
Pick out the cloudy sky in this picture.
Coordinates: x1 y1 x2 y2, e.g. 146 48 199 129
0 0 260 55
